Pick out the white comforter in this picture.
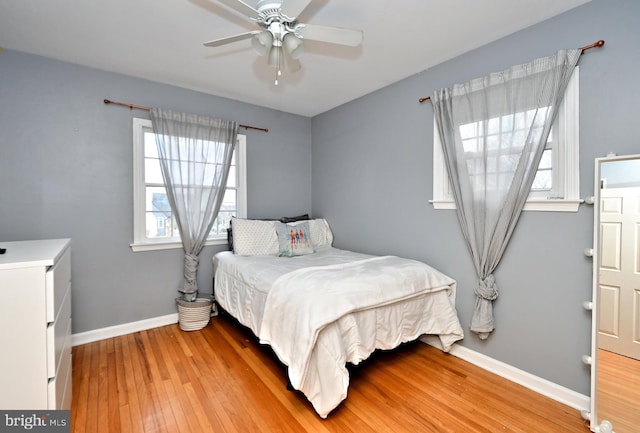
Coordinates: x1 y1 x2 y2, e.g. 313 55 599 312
214 248 464 418
258 256 463 418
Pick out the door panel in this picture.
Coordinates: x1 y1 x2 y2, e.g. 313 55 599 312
599 187 640 360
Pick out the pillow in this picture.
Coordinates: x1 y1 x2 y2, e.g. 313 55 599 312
230 218 279 256
279 214 310 223
290 218 334 249
309 218 333 248
275 221 315 257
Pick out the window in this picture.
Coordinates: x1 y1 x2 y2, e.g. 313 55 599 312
432 67 580 212
131 118 247 251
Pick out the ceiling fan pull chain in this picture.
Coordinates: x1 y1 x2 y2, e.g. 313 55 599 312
275 46 279 85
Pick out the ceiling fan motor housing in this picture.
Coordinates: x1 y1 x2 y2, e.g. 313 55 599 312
257 1 294 24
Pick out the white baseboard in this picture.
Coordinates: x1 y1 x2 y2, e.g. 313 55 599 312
72 315 589 413
421 336 590 412
72 313 178 346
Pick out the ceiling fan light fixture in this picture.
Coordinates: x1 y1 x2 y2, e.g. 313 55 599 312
284 52 301 73
267 44 284 85
268 43 283 66
283 33 304 59
251 30 273 56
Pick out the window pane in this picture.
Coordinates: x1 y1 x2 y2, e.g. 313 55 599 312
487 156 497 173
144 132 158 158
533 107 550 126
226 166 236 187
512 130 526 147
206 187 237 238
145 158 164 184
146 211 175 238
514 112 526 130
532 169 552 191
486 134 499 151
531 126 545 143
462 138 477 153
538 149 552 169
504 154 520 171
500 132 513 149
209 211 234 236
221 188 236 210
146 187 171 213
459 123 476 140
201 161 218 184
501 114 514 132
498 172 513 190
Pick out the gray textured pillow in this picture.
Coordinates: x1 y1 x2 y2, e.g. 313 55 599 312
231 219 278 256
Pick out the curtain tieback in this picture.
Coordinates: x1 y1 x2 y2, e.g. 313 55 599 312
474 275 499 301
184 253 199 277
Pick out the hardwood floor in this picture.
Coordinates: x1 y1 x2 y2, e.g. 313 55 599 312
596 349 640 433
71 313 589 433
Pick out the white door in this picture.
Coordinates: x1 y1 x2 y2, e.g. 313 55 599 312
598 186 640 360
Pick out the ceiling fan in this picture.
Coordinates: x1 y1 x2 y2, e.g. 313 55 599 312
203 0 364 84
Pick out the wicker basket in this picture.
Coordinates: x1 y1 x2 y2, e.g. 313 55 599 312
176 296 213 331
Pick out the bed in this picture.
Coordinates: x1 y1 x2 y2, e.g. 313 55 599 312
213 217 464 418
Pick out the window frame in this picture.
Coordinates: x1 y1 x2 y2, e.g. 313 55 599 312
431 67 580 212
131 117 247 252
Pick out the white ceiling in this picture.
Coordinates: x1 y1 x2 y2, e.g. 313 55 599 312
0 0 591 117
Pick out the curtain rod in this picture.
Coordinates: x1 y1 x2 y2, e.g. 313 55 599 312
418 39 605 104
103 99 269 133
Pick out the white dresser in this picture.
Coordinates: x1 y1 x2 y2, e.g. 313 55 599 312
0 239 72 410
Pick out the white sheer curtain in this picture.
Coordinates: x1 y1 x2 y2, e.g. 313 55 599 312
150 108 238 301
431 49 581 339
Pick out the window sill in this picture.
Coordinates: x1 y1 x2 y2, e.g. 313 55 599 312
430 199 583 212
130 238 228 252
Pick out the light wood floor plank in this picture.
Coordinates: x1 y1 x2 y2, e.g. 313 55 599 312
71 313 589 433
596 348 640 433
119 333 146 433
107 340 122 433
84 342 100 433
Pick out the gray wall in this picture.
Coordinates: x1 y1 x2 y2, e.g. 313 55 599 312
311 0 640 396
0 50 312 333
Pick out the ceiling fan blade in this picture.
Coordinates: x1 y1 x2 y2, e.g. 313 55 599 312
203 31 260 47
215 0 261 20
280 0 313 20
296 24 363 47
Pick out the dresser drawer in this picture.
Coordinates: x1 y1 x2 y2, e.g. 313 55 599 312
47 285 71 379
46 247 71 323
48 347 72 409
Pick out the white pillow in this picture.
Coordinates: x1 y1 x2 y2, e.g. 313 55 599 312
291 218 333 248
231 219 278 256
